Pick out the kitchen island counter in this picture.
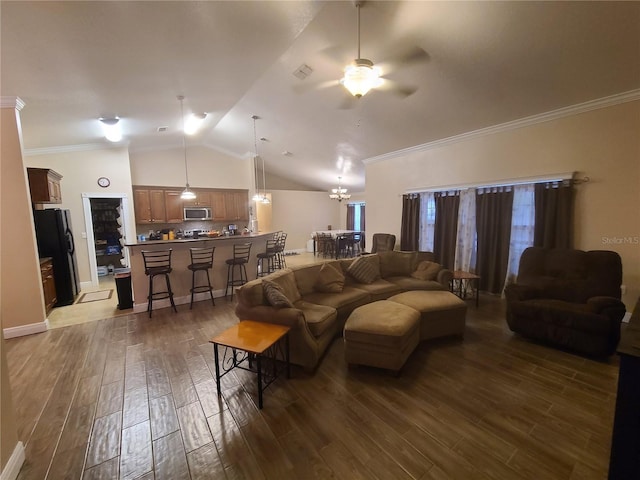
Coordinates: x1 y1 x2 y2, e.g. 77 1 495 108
126 232 273 313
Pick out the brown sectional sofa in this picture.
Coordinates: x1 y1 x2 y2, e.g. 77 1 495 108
235 251 452 370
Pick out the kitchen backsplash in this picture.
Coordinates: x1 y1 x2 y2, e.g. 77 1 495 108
136 221 249 237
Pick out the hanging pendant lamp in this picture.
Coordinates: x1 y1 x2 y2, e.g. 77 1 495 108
250 115 270 204
178 95 196 201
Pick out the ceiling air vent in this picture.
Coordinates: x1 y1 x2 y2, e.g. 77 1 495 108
293 64 313 80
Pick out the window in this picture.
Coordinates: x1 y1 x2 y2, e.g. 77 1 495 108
419 192 435 251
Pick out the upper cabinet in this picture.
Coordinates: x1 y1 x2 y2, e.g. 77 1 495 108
27 168 63 204
132 186 248 224
133 188 166 224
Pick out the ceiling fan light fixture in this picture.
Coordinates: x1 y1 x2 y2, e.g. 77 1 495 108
99 117 122 142
340 59 382 98
184 112 208 135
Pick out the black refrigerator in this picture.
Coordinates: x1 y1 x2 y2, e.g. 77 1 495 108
33 209 80 306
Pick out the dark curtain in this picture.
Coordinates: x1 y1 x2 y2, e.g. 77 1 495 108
534 180 575 249
475 187 514 294
346 204 355 230
433 191 460 269
360 204 366 250
400 194 420 251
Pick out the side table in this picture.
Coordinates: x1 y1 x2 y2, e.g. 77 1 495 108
450 271 481 307
210 320 290 409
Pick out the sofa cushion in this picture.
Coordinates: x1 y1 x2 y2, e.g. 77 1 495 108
347 256 380 284
293 300 337 338
237 279 266 307
263 280 294 308
411 261 441 281
379 251 416 278
511 299 613 335
268 269 301 303
302 287 371 319
387 276 446 292
315 262 345 293
351 279 402 302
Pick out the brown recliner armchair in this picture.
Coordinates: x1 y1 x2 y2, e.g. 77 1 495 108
505 247 626 357
371 233 396 253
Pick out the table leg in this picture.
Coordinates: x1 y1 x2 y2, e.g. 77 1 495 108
475 278 479 307
214 343 221 395
285 333 290 379
257 355 263 409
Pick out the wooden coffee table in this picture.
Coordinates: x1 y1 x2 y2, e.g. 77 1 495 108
451 271 481 307
210 320 290 409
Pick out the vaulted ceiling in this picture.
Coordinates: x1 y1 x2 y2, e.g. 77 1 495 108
2 1 639 192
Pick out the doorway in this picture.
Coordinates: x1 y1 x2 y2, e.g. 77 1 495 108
82 192 132 288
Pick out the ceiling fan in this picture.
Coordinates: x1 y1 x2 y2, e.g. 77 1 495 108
339 1 428 100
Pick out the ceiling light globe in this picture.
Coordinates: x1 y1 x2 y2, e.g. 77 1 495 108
340 60 382 98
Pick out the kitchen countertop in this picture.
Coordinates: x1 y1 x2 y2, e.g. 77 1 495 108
124 231 271 247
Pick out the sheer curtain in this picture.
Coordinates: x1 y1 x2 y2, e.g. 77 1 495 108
454 188 477 273
419 192 435 252
506 184 535 284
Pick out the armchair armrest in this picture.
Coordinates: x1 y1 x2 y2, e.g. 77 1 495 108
587 296 626 318
504 284 540 303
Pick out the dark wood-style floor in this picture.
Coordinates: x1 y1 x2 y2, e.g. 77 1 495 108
6 294 619 480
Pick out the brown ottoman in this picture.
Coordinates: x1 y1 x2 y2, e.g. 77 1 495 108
388 291 467 340
344 300 420 372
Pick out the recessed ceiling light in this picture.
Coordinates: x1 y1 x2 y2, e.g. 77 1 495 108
157 126 168 132
282 151 292 156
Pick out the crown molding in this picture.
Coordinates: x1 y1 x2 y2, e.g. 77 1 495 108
364 89 640 166
23 142 129 157
0 96 25 110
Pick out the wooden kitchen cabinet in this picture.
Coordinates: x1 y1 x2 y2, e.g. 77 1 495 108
27 168 63 204
40 258 57 313
228 191 249 221
210 191 226 221
182 191 211 208
133 188 166 223
164 190 185 223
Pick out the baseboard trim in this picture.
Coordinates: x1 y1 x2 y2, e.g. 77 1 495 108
3 320 48 339
132 289 227 314
0 441 25 480
80 280 94 291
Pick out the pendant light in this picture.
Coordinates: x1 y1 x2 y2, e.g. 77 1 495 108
178 96 196 201
250 115 270 204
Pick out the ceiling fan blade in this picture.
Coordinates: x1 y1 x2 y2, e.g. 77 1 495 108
292 79 341 95
397 45 430 65
377 78 418 98
337 93 359 110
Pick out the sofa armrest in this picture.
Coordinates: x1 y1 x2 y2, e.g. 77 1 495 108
504 284 540 303
235 303 306 329
587 296 627 318
437 268 453 288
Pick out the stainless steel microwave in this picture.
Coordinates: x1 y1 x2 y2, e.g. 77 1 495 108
183 206 212 221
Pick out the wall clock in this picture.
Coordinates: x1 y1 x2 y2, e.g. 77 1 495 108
97 176 110 188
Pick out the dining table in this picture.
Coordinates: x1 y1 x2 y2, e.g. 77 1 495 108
312 230 361 258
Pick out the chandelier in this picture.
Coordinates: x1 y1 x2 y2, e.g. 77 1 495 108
329 176 351 202
251 115 270 204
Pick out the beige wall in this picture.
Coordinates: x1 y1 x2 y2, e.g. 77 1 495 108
1 104 47 332
130 145 252 189
25 147 135 286
365 101 640 309
269 190 341 251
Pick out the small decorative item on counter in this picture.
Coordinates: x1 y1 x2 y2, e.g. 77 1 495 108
169 230 175 240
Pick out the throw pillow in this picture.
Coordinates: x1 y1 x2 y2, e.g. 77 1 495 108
347 256 380 284
411 260 441 281
314 262 345 293
262 280 294 308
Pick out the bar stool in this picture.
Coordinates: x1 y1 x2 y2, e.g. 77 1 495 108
256 239 277 277
274 231 287 269
225 242 252 299
141 249 177 318
188 247 215 309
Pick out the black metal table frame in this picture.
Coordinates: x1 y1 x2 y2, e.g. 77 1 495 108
213 334 290 409
451 276 480 307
